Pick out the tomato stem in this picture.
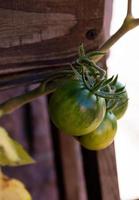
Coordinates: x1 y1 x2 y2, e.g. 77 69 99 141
0 83 56 117
92 0 139 62
79 43 86 56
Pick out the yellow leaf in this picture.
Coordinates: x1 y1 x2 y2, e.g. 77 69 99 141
0 127 35 166
0 172 32 200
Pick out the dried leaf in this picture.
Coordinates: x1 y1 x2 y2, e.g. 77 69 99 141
0 127 35 166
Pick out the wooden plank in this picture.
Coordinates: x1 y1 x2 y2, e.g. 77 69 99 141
59 134 87 200
27 94 59 200
0 0 105 89
97 145 120 200
0 0 104 62
81 148 102 200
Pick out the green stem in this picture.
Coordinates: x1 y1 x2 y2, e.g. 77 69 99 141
0 83 56 117
81 66 91 90
0 71 73 117
93 0 139 62
79 43 85 56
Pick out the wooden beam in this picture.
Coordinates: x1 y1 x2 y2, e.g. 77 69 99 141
59 134 87 200
98 145 120 200
0 0 104 89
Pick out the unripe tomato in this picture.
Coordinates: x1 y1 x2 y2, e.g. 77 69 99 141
49 80 106 136
78 112 117 150
111 82 128 119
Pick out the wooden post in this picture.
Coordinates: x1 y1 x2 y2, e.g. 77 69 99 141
60 134 87 200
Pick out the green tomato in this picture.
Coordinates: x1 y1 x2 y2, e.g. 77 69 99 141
78 112 117 150
111 82 128 119
49 80 106 136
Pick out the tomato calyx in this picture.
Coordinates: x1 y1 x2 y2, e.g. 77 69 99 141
48 45 129 147
105 79 128 119
72 45 127 101
104 75 128 111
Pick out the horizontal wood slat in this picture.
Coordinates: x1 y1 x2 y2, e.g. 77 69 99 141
0 0 104 89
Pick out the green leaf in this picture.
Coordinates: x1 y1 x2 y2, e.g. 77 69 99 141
101 75 114 88
77 56 92 66
81 66 91 90
0 127 35 166
86 51 105 58
114 90 126 96
70 65 82 80
115 86 126 93
78 43 85 56
95 91 123 99
110 74 118 86
92 79 106 92
86 71 95 86
106 99 117 111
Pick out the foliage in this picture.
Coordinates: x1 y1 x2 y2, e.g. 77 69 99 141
0 127 34 166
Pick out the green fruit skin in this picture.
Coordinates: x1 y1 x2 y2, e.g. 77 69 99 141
78 112 117 150
111 82 128 119
49 80 106 136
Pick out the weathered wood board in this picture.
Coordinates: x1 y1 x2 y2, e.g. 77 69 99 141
0 0 105 89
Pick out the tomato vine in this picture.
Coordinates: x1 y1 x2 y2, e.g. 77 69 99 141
0 0 137 165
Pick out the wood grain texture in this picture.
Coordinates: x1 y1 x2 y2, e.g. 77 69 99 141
0 0 104 89
27 95 59 200
59 134 87 200
97 145 120 200
0 9 77 48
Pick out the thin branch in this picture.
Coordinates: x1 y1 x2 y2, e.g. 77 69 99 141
127 0 132 17
93 0 139 63
0 83 56 117
133 18 139 26
95 24 128 59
